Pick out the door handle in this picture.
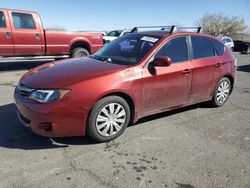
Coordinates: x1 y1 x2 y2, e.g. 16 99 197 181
6 32 11 39
36 33 41 40
215 63 222 68
182 69 191 75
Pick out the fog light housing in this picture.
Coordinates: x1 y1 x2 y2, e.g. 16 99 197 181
39 122 52 132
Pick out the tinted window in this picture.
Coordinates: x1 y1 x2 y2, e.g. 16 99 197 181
12 12 36 29
155 37 188 63
191 36 215 59
0 11 6 28
211 39 225 56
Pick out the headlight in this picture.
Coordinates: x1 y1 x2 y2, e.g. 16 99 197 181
28 89 70 103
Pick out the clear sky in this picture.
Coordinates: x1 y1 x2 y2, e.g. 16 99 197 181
1 0 249 31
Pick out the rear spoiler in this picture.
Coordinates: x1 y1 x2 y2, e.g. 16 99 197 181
130 26 202 34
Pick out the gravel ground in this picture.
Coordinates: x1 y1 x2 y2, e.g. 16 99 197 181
0 52 249 188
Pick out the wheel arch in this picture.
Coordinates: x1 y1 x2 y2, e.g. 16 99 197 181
211 74 235 98
86 92 136 128
224 75 234 94
70 40 91 53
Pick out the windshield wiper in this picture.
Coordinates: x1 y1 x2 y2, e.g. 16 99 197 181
90 55 112 63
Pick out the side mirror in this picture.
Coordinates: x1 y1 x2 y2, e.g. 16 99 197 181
152 56 172 67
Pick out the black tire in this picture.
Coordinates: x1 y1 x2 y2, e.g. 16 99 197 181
230 47 234 52
87 96 130 142
211 77 231 107
71 47 89 58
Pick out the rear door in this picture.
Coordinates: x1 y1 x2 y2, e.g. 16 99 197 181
189 36 221 102
142 36 193 115
0 10 14 55
7 10 43 55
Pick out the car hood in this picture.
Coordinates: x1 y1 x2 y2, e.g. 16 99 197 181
20 57 127 88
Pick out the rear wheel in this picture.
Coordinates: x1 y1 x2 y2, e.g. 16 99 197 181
87 96 130 142
71 47 89 58
211 77 231 107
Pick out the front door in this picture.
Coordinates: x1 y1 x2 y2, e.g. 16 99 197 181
142 36 192 115
8 11 43 56
0 10 14 55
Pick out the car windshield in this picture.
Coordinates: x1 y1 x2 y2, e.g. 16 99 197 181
90 34 162 65
107 30 122 37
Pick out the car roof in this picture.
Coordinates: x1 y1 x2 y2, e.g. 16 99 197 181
0 8 38 14
137 30 216 39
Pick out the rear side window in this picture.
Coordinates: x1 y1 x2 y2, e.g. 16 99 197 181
223 38 232 43
0 11 6 28
12 12 36 29
155 36 188 63
191 36 215 59
211 39 225 56
222 38 228 43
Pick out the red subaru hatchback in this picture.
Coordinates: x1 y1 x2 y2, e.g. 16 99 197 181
14 26 236 142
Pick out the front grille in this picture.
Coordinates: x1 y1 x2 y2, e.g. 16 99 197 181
17 83 34 98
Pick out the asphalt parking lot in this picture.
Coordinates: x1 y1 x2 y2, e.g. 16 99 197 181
0 53 249 188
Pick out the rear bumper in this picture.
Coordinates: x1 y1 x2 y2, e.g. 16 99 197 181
14 89 88 137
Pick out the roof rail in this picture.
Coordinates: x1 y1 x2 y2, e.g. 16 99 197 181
176 27 203 33
130 26 202 34
130 26 177 34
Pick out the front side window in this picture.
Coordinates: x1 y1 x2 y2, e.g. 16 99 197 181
12 12 36 29
91 34 162 65
191 36 215 59
155 36 188 63
0 11 6 28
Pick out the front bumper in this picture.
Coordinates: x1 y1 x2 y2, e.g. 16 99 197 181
14 88 88 137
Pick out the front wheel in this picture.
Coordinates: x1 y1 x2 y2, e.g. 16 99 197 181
211 77 231 107
87 96 131 142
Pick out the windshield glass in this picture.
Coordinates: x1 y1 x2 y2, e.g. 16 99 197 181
91 34 162 65
107 30 122 37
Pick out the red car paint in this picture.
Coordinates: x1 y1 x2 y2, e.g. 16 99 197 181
0 9 102 56
14 31 236 138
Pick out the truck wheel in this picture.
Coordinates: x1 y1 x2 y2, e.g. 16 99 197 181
71 47 89 58
87 96 130 142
